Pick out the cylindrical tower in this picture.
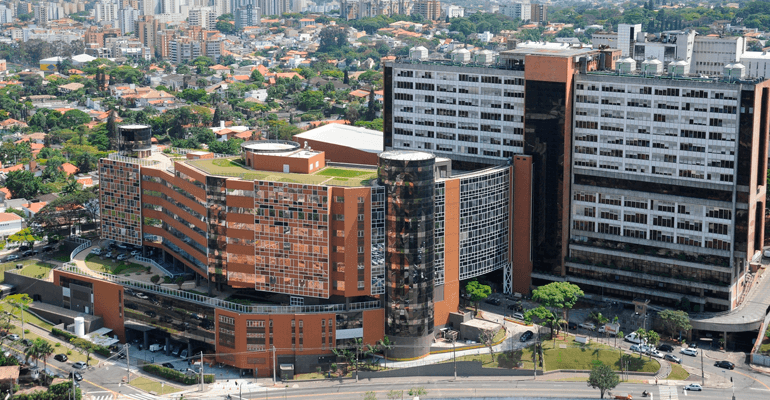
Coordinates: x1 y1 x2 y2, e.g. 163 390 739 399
118 124 152 158
378 150 435 359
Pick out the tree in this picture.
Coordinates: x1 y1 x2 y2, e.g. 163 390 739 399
479 329 498 361
658 309 691 339
151 275 161 284
376 336 392 369
174 276 185 289
319 26 348 52
531 282 584 332
250 69 264 85
216 20 238 34
333 337 374 381
634 328 647 359
587 363 619 399
345 106 360 125
363 392 377 400
524 306 557 341
5 294 32 339
5 170 41 199
8 228 40 249
465 280 491 315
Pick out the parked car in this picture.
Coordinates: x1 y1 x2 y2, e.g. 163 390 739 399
135 293 149 300
125 289 136 296
42 246 54 252
103 251 113 258
72 361 87 370
171 347 181 356
90 248 102 255
511 312 525 320
578 323 596 331
149 344 162 352
715 361 735 370
4 255 19 262
764 249 770 258
520 331 534 342
630 344 642 353
117 353 126 360
21 339 33 347
568 321 578 330
54 354 68 362
162 363 175 369
484 298 501 306
658 344 675 352
144 310 157 318
684 384 703 391
7 334 19 341
680 348 698 356
130 250 140 257
648 349 664 358
125 302 137 310
159 315 173 323
22 251 34 257
69 372 83 382
117 253 130 261
18 246 30 251
664 354 682 364
180 349 188 359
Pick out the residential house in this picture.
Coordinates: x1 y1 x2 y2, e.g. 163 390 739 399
0 213 23 236
21 201 46 218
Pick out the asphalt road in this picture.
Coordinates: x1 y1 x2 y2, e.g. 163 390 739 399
234 379 767 400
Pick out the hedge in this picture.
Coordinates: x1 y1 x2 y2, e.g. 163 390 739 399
143 364 215 385
52 327 77 341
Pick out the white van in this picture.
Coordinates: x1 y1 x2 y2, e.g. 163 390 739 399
624 332 642 344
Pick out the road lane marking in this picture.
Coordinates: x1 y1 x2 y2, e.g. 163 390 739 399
732 368 770 391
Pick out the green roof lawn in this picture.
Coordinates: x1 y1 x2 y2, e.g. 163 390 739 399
187 158 378 187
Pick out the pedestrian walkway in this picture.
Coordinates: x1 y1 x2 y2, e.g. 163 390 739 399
658 385 680 400
90 393 164 400
655 359 672 380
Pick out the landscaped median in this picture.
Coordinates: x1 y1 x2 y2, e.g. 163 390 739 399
447 335 660 373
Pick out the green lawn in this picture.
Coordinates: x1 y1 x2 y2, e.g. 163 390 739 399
0 303 54 330
667 363 689 380
452 336 660 373
187 159 377 187
129 377 182 394
317 168 374 178
16 262 55 280
85 254 146 275
2 325 90 364
0 259 56 283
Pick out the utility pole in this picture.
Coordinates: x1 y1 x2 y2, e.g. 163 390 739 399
452 339 457 380
125 343 131 384
200 351 204 392
20 306 25 340
272 345 276 385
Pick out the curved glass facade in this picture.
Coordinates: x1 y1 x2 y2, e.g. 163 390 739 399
379 151 435 359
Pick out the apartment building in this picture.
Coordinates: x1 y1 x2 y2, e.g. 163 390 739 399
412 0 440 21
530 3 546 24
385 43 769 313
188 7 217 29
499 2 531 22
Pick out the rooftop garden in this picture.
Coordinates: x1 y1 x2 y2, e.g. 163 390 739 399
187 158 378 187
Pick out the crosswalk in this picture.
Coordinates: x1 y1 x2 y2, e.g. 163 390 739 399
90 393 165 400
658 385 680 400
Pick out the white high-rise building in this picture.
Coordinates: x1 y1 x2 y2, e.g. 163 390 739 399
189 7 216 29
499 2 530 21
95 0 120 22
162 0 177 14
118 6 140 34
0 5 13 24
141 0 160 15
213 0 230 16
234 4 259 29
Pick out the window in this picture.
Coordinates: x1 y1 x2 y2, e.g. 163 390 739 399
333 214 344 221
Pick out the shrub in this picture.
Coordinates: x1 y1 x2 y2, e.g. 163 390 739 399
143 364 215 385
23 329 30 334
55 343 60 347
52 327 77 341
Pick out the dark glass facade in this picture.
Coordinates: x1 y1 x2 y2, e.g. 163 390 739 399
383 66 393 149
379 151 435 359
524 80 567 273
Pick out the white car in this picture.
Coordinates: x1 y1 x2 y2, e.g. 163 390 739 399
648 349 664 358
130 250 140 256
764 249 770 258
117 253 129 261
136 293 149 300
90 248 102 255
680 347 698 356
6 334 19 341
684 384 703 391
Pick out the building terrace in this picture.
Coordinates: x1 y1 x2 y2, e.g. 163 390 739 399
183 157 379 187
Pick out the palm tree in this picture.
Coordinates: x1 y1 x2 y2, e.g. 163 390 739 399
37 340 54 371
376 336 393 369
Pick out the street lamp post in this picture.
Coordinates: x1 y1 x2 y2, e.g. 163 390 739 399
452 338 457 380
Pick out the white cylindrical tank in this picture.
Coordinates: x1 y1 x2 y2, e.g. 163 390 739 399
724 63 746 80
74 316 85 337
669 60 689 76
641 58 663 74
409 46 428 61
452 48 470 63
617 57 636 73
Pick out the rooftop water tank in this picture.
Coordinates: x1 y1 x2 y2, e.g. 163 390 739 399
409 46 428 61
617 57 636 73
641 58 663 75
724 63 746 80
452 48 470 63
